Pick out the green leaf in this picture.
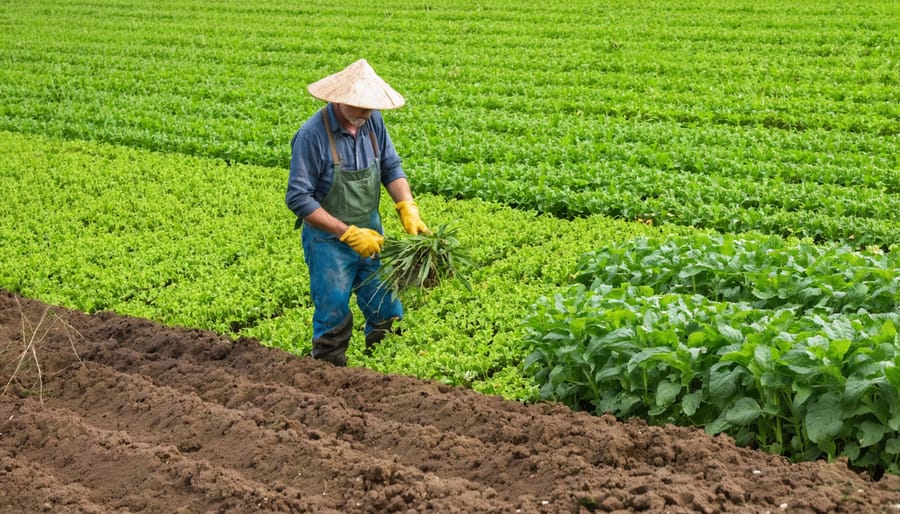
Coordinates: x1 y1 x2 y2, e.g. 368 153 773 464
804 393 844 446
656 380 681 408
885 366 900 389
857 421 886 448
792 384 813 407
708 363 742 404
885 437 900 455
717 323 744 344
687 329 707 346
725 397 761 426
705 411 730 435
876 319 898 344
842 441 861 461
827 338 852 362
682 390 703 417
548 364 569 385
890 409 900 432
843 376 879 405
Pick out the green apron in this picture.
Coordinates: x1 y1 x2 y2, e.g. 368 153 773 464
320 108 382 231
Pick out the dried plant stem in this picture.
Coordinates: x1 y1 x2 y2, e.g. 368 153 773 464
53 312 87 370
3 298 52 403
1 297 85 404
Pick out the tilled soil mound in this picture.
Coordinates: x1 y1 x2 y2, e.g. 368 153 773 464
1 290 899 513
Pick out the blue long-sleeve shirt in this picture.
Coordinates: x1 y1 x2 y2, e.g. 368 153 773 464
286 103 407 224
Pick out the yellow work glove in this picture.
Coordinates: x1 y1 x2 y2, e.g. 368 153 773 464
395 200 430 235
339 225 384 258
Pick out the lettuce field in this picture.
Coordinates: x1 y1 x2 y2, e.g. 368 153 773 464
1 0 899 484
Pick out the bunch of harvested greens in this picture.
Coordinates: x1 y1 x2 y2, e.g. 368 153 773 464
373 223 472 300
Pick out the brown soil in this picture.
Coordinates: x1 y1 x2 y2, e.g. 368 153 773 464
1 289 898 514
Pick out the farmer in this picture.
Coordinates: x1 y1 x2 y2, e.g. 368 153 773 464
286 59 429 366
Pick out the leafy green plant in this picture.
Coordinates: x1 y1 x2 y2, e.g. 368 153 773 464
374 223 473 303
524 234 900 476
574 233 899 313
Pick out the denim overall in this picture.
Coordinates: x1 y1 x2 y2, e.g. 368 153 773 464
301 108 403 365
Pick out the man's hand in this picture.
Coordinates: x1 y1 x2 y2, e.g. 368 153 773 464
395 200 429 235
339 225 384 257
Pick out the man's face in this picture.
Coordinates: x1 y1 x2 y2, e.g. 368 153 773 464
340 104 373 127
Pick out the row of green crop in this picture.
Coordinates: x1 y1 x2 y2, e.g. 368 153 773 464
1 0 896 248
412 159 898 248
524 233 900 475
406 111 899 191
1 135 301 329
572 234 899 313
4 0 895 138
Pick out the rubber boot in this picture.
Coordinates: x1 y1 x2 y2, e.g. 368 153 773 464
311 313 352 366
364 318 397 356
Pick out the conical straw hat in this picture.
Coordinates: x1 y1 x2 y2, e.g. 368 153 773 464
307 59 405 110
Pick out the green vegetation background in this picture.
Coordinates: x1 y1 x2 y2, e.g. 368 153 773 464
1 0 897 399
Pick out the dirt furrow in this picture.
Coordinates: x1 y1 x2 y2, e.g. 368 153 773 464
0 453 110 513
0 397 317 512
24 361 512 513
75 315 720 505
3 290 900 513
72 331 552 493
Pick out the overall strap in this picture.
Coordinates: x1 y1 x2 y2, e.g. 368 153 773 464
368 128 379 157
321 108 341 166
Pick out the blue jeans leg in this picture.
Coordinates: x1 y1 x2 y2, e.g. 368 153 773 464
353 256 403 336
301 223 403 359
